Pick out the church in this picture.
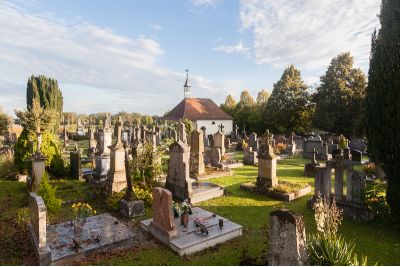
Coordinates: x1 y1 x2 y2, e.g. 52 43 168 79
162 71 233 136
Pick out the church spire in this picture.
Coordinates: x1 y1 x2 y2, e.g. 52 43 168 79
184 68 191 99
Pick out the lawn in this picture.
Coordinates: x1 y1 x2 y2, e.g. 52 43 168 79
0 156 399 265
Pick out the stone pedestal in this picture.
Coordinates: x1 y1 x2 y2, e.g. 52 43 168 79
108 146 126 193
257 158 277 188
70 149 83 180
213 131 225 155
190 129 205 177
268 209 308 266
120 199 144 218
334 167 344 200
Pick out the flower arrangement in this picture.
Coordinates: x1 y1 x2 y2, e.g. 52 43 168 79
71 202 96 221
172 199 192 216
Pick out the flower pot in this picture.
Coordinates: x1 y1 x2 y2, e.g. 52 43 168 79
180 212 189 227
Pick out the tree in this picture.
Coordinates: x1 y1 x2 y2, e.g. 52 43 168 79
238 90 255 108
221 95 237 117
26 75 63 129
256 89 270 106
312 52 367 137
0 107 11 133
263 65 313 133
366 0 400 220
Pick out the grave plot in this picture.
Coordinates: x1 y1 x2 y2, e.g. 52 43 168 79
240 132 311 202
28 193 134 265
141 188 242 256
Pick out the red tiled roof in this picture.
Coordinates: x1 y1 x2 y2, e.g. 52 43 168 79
163 98 233 121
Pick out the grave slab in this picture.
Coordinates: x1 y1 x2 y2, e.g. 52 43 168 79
46 213 134 265
141 207 242 256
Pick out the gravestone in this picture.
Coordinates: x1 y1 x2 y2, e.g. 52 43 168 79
213 131 225 155
149 187 178 240
88 127 97 149
350 149 362 162
165 141 193 200
349 138 367 153
314 166 331 198
28 192 51 265
208 134 214 147
346 171 366 204
107 117 127 193
178 120 187 143
190 129 205 176
70 146 83 180
334 155 345 200
343 147 351 160
248 133 258 151
243 147 258 165
303 135 327 159
269 209 308 266
256 141 278 188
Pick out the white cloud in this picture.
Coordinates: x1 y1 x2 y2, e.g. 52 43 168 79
148 23 162 31
0 2 240 115
239 0 380 71
190 0 222 8
213 40 250 54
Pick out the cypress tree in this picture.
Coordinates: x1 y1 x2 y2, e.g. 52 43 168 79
366 0 400 219
26 75 63 129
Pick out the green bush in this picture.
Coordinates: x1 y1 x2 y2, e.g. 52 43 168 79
14 129 33 174
132 186 153 205
105 191 125 212
37 173 62 214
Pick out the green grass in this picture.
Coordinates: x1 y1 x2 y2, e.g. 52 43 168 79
1 156 399 265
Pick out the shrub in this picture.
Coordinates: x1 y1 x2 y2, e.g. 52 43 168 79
105 191 125 212
14 130 66 177
365 179 389 220
132 186 153 205
0 152 17 179
37 173 62 214
16 207 30 228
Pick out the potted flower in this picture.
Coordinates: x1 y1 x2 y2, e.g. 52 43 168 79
71 202 96 236
180 200 192 227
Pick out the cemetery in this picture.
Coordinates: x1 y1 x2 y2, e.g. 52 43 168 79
1 0 400 266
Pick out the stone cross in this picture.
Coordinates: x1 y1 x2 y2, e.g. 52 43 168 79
269 209 308 265
115 116 123 146
218 123 224 132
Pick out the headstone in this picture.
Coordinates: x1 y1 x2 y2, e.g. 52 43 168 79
70 147 83 180
346 170 366 204
350 149 362 162
190 129 205 176
248 133 258 151
31 133 45 192
334 155 345 200
343 147 351 160
269 209 308 266
88 127 97 149
108 117 127 193
349 138 367 153
243 147 258 165
149 187 178 239
28 192 51 265
314 166 331 198
178 120 187 143
208 134 214 147
213 131 225 155
165 141 193 200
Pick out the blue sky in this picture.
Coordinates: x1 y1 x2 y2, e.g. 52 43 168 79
0 0 380 116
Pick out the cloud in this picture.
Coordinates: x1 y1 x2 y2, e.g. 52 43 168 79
148 23 162 31
190 0 222 8
0 1 240 115
213 40 250 54
239 0 380 71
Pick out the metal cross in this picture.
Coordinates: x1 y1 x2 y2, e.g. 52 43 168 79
218 123 224 132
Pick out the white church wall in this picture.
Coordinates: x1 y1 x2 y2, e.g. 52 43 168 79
195 119 233 136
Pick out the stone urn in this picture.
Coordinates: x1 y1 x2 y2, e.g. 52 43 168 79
74 219 85 236
180 212 189 227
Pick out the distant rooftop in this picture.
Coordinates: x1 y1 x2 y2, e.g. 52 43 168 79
163 98 233 121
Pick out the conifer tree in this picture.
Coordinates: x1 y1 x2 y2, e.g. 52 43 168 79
366 0 400 219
